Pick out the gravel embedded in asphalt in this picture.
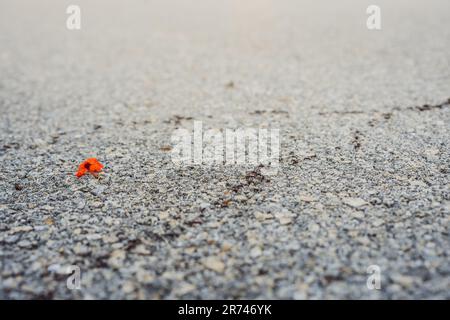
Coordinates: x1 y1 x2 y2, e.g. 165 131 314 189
0 0 449 299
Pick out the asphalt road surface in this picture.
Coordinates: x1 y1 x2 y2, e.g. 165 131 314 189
0 0 449 299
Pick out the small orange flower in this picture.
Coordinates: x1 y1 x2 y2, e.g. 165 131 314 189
76 158 104 178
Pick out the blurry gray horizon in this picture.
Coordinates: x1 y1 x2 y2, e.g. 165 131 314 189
0 0 449 299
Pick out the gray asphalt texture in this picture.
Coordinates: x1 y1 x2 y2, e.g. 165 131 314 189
0 0 449 299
